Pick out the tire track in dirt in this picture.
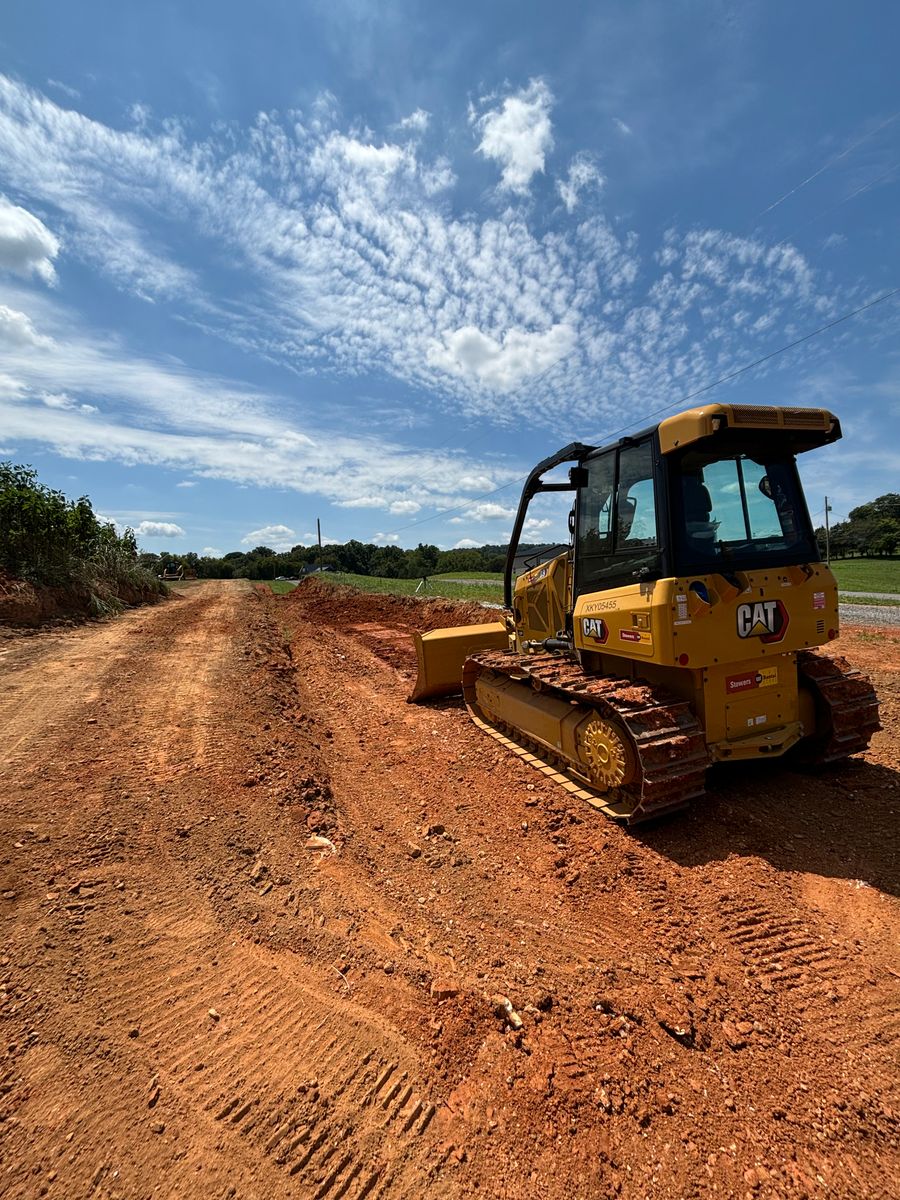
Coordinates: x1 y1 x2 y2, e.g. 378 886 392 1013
0 582 446 1200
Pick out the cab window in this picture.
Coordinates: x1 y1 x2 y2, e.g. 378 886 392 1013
577 440 660 593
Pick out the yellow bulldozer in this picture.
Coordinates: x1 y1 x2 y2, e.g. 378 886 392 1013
410 403 880 823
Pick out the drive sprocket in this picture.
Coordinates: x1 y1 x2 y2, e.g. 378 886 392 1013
577 716 636 792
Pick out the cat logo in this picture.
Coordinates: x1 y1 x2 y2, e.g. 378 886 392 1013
581 616 608 643
736 599 789 644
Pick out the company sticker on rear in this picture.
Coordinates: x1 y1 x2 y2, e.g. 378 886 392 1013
620 628 650 644
725 667 778 694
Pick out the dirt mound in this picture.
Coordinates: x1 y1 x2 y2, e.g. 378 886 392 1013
0 569 165 627
285 576 497 674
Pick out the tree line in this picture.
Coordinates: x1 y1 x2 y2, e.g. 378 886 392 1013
814 493 900 559
139 540 534 581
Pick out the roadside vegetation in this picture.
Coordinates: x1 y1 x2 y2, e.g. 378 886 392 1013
0 462 166 624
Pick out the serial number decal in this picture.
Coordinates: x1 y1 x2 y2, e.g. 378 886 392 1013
583 599 618 612
726 667 778 694
736 599 789 644
581 617 608 643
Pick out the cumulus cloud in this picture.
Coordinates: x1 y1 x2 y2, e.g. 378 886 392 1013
0 196 59 283
202 546 222 556
0 303 53 348
39 391 97 413
395 108 430 134
453 538 482 549
136 520 185 538
388 499 421 515
176 479 198 487
241 524 296 551
430 323 576 391
372 531 401 544
557 153 605 213
449 501 515 524
472 78 554 194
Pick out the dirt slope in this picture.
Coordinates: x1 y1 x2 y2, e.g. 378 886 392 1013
1 580 897 1199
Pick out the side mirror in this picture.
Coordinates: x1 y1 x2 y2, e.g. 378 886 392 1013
569 466 589 488
568 508 576 536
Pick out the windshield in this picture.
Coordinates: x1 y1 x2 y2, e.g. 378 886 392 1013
672 450 817 572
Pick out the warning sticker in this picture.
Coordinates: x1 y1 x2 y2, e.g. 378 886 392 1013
726 666 778 694
813 591 826 610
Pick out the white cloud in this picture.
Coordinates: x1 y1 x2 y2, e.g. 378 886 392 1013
242 524 296 551
201 545 222 556
176 479 198 487
136 520 185 538
524 517 553 533
389 499 421 514
395 109 430 134
472 79 554 194
557 154 604 213
429 323 576 391
372 531 401 544
0 303 52 348
0 75 848 463
453 538 481 549
449 501 515 524
613 118 632 136
0 196 59 284
47 78 81 101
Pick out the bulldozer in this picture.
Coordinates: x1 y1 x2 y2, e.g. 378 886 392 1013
161 562 184 582
409 403 880 823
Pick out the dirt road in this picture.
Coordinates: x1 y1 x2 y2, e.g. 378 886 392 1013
1 580 898 1199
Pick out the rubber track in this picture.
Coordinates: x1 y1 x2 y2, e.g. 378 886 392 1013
796 650 881 764
464 649 709 824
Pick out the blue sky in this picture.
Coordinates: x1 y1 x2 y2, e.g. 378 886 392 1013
1 1 897 555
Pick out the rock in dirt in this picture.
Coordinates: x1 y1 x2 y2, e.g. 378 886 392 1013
304 835 336 853
491 994 524 1030
430 978 460 1001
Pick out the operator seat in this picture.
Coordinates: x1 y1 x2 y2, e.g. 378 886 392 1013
683 474 717 550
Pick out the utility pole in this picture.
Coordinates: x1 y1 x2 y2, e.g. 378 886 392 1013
824 497 832 565
317 518 322 572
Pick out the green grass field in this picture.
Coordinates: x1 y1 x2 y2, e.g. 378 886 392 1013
428 570 504 581
828 559 899 596
266 580 299 595
273 573 504 603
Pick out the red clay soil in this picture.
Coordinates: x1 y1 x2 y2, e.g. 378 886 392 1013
0 578 897 1200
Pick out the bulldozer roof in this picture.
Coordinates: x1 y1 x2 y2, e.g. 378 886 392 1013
656 402 840 455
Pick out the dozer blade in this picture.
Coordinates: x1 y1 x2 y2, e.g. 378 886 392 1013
408 622 509 702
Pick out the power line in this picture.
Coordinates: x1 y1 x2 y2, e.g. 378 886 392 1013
379 287 899 539
759 110 900 217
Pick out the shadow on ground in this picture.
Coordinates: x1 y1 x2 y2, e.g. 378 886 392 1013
639 757 900 897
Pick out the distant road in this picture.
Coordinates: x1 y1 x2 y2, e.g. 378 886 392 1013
840 602 900 627
840 591 899 602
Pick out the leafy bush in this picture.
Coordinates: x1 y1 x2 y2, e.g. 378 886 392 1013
0 461 165 614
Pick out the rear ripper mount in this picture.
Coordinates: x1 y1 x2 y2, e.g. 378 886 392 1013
462 649 879 825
